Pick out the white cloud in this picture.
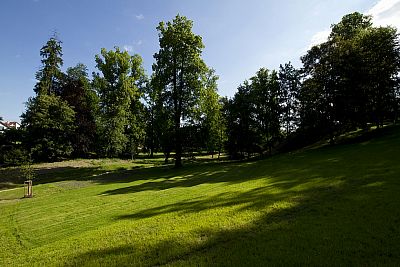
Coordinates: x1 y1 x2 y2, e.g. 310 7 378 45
136 40 143 46
123 45 133 52
135 14 144 20
308 29 330 48
367 0 400 29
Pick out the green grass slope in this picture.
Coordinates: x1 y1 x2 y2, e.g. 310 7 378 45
1 127 400 266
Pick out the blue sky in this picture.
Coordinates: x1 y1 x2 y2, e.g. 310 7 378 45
1 0 399 122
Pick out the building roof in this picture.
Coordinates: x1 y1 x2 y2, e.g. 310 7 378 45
0 121 21 129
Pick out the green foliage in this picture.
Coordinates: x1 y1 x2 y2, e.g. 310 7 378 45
21 158 36 181
198 69 225 156
153 14 208 167
1 148 27 166
34 34 64 96
125 99 146 159
251 68 281 154
226 68 282 158
20 36 76 162
330 12 372 40
21 94 76 161
278 62 301 136
93 47 145 158
61 64 99 157
300 12 400 139
0 127 27 166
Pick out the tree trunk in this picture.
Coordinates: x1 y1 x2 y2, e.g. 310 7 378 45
173 58 182 168
174 112 182 168
150 108 154 158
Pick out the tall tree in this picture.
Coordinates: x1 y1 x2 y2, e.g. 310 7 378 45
93 47 145 158
199 69 224 157
329 12 374 130
355 26 400 127
225 81 257 159
152 15 207 167
300 41 339 141
60 63 99 157
278 62 301 136
22 35 76 162
251 68 281 155
34 34 64 95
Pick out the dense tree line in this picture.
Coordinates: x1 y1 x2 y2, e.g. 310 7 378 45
1 12 399 167
224 12 400 158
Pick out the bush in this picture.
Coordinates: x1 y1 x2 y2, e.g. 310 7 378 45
1 147 28 166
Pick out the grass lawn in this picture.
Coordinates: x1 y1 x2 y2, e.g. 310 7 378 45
1 126 400 266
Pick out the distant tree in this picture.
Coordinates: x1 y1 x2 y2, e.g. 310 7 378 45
226 68 284 158
278 62 301 136
225 81 257 159
143 79 157 157
34 34 64 95
152 15 207 167
199 69 224 157
126 94 146 159
60 63 99 157
93 47 145 157
251 68 281 155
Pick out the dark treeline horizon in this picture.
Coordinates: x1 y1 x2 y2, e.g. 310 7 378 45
1 12 399 167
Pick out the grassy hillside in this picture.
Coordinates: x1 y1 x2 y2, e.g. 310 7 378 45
1 126 400 266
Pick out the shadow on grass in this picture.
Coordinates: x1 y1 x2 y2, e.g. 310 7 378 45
0 154 230 191
0 159 168 190
66 126 400 266
97 125 400 196
69 169 400 266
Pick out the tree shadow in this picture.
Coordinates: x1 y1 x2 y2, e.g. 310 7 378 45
67 126 400 265
0 155 231 191
69 165 400 266
98 150 351 196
